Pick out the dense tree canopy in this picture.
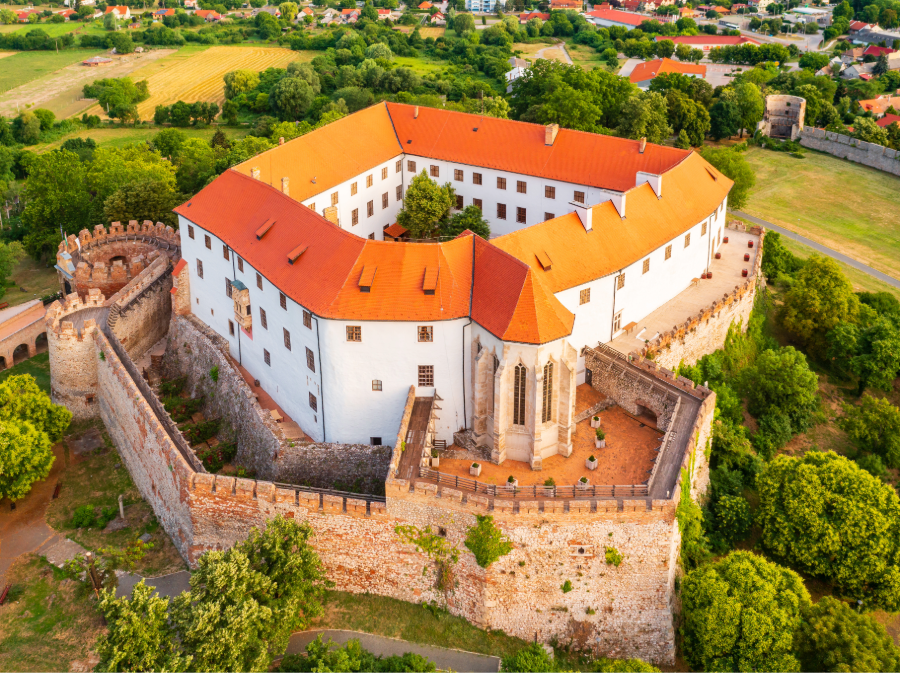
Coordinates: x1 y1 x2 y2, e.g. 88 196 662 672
396 171 455 239
699 146 755 209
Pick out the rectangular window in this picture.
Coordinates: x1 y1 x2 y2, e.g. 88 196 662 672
418 365 434 387
665 244 672 260
456 195 463 209
260 307 267 329
223 245 229 260
309 203 315 213
351 181 358 196
541 362 553 423
497 177 506 190
381 167 388 180
303 310 312 329
513 364 525 426
617 273 625 289
396 159 402 173
702 221 708 236
205 234 211 249
516 180 527 194
545 185 555 199
580 288 590 305
256 273 263 290
516 207 526 224
372 380 382 391
407 160 416 173
574 191 585 204
264 349 271 366
544 212 555 221
309 393 317 411
497 203 507 220
237 257 244 272
367 201 374 218
366 174 373 188
613 310 622 333
352 208 359 226
306 347 315 372
331 191 338 206
347 326 361 342
396 185 402 201
382 192 388 209
370 436 382 445
430 165 439 178
418 325 433 342
283 328 291 351
454 169 464 182
684 233 691 248
228 320 235 336
643 258 650 274
473 172 482 185
196 259 203 279
225 278 233 299
473 198 482 210
188 225 195 239
280 292 287 310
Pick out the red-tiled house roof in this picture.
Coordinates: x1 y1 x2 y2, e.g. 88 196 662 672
876 113 900 127
584 8 646 25
863 45 897 57
629 58 707 83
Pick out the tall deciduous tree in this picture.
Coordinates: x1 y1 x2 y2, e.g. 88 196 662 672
615 91 672 144
699 146 755 209
743 346 819 433
396 171 455 239
104 178 181 229
841 395 900 468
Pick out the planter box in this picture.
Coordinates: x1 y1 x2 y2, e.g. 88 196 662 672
431 457 440 468
594 438 606 449
543 487 556 497
577 479 590 489
590 416 601 428
470 464 482 477
585 458 598 471
506 479 518 489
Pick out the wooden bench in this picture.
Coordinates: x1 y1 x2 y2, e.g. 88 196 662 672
623 321 638 334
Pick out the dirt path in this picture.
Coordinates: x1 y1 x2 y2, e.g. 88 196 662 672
535 43 572 65
0 49 175 119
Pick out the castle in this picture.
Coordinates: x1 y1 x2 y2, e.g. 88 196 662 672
42 104 766 664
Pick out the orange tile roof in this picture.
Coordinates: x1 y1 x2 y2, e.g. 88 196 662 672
384 223 408 238
385 102 689 193
232 104 402 203
629 58 707 83
492 152 732 293
858 94 900 115
176 171 572 344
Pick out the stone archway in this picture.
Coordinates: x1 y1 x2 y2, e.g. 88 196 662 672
12 343 29 365
634 400 659 428
35 332 48 354
0 355 7 370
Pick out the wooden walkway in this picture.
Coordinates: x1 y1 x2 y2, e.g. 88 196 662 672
397 396 433 481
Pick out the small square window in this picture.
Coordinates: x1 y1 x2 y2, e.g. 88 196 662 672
303 310 312 329
430 165 439 178
643 258 650 274
382 192 388 209
351 181 358 196
545 212 555 221
237 257 244 272
188 225 195 239
370 436 382 445
264 349 271 366
351 209 359 226
396 185 402 201
418 325 433 342
418 365 434 387
665 244 672 260
617 273 625 289
309 393 317 411
456 195 463 209
473 172 482 185
306 347 315 371
283 328 291 350
280 292 287 310
407 160 416 172
545 185 555 199
497 177 506 190
574 191 585 204
684 233 691 248
256 273 263 290
228 320 235 336
331 191 339 206
372 380 382 391
454 169 464 181
381 167 388 180
260 307 267 329
516 207 526 224
367 201 374 218
497 203 506 220
205 234 211 249
396 159 402 173
516 180 527 194
347 325 361 342
196 259 204 279
580 288 590 305
473 198 483 210
225 278 233 299
223 245 229 260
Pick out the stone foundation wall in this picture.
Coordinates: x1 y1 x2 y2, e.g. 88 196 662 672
109 256 173 361
272 442 392 493
799 127 900 177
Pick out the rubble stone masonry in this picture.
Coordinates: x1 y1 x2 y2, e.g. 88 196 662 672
800 127 900 177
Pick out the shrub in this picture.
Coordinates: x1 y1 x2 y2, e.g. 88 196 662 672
595 428 605 440
209 365 219 383
543 477 555 487
605 546 623 567
464 514 513 568
561 579 573 593
159 376 187 396
182 419 221 445
501 643 557 672
72 504 96 528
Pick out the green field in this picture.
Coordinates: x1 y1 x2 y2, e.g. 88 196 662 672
0 49 105 94
34 123 251 151
743 146 900 281
0 22 105 38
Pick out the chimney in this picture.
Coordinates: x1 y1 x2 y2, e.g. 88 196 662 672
281 177 290 196
639 137 646 154
279 136 285 145
636 171 662 199
250 166 261 180
571 201 592 232
545 123 559 146
414 106 419 119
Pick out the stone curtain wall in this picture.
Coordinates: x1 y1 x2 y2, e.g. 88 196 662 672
273 442 392 493
634 227 765 370
799 127 900 177
109 256 173 361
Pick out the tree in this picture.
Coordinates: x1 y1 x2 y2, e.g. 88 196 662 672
681 551 809 672
709 98 741 140
224 70 261 99
222 99 240 125
84 78 149 123
799 51 829 71
396 171 455 239
87 145 177 224
723 80 764 137
675 43 692 62
279 635 436 672
615 91 671 144
151 128 188 160
665 90 709 146
756 452 900 611
795 596 900 673
104 178 181 229
453 12 475 34
699 146 755 210
279 1 298 22
675 129 691 148
0 241 23 302
841 395 900 468
0 9 17 24
269 77 315 120
656 38 675 58
174 138 217 194
32 109 55 131
96 581 192 673
742 347 818 433
442 204 490 239
13 111 41 145
502 643 558 672
781 255 860 355
171 515 327 672
841 317 900 393
103 10 118 30
365 42 392 61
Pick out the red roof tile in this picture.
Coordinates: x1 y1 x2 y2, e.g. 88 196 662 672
629 58 707 83
585 8 646 25
657 35 760 45
876 113 900 127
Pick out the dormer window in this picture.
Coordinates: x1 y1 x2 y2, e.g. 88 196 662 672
359 265 376 292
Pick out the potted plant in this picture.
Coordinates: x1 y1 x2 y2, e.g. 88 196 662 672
507 475 518 489
577 476 590 489
585 455 598 470
594 428 606 449
431 449 439 468
590 415 601 429
470 462 482 477
543 477 556 497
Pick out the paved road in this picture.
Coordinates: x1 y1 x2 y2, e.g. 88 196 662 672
731 210 900 290
115 569 191 599
285 629 501 672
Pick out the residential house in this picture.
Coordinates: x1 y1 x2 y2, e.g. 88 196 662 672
876 113 900 127
731 3 748 12
195 9 222 21
785 6 831 26
863 44 897 58
848 20 877 35
841 46 864 63
584 7 646 28
679 6 695 17
550 0 582 8
858 93 900 116
853 27 900 47
429 11 445 23
655 34 760 50
153 8 175 16
842 61 876 79
519 11 549 22
747 0 774 11
376 8 392 18
418 1 433 8
629 58 707 89
184 0 198 7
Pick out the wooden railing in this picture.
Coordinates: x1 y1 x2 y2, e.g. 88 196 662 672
418 467 647 499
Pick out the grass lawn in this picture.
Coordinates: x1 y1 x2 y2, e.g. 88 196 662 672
743 146 900 281
5 256 60 307
0 49 105 95
0 22 106 38
0 351 51 393
393 54 446 74
565 41 606 70
33 123 250 152
0 556 104 673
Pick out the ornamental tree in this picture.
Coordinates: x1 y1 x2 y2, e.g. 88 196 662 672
396 171 455 239
743 346 819 433
680 551 810 672
0 374 72 440
756 452 900 610
442 204 490 239
615 91 672 145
